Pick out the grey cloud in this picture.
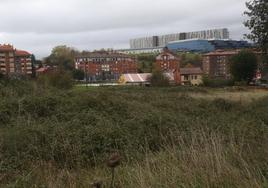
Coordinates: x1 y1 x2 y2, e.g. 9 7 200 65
0 0 249 58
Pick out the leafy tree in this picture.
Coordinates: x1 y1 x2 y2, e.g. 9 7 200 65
72 69 85 80
230 50 258 83
0 72 4 80
137 54 156 73
38 70 74 89
202 76 234 87
178 52 202 67
149 69 170 87
244 0 268 62
31 54 37 78
44 45 79 71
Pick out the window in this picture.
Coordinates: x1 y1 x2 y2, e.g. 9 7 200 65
101 64 110 72
163 55 168 61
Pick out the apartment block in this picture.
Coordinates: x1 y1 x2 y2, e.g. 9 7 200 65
0 44 33 76
203 50 241 79
0 44 15 75
15 50 33 75
75 51 138 81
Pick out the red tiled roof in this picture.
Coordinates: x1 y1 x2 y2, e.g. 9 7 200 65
15 50 31 56
0 44 14 51
156 49 180 60
36 67 50 73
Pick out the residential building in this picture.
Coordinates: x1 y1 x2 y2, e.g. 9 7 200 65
137 48 203 85
118 69 203 86
36 66 52 76
180 67 203 85
155 48 181 72
202 50 240 79
0 44 33 76
154 49 203 85
15 50 32 75
203 49 263 79
130 28 229 49
0 44 15 76
75 51 138 81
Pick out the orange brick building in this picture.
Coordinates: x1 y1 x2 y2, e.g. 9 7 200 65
75 51 138 81
202 50 262 79
15 50 33 75
155 49 203 85
155 48 181 71
0 44 15 75
0 44 33 76
155 48 181 84
202 50 238 79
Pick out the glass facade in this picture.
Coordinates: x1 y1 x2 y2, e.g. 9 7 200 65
167 39 215 52
167 39 252 52
130 28 230 49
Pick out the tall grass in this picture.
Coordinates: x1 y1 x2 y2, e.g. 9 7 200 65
0 80 267 187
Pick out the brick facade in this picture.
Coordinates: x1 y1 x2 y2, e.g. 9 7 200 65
202 50 238 79
202 50 262 79
155 49 203 85
155 49 181 71
0 44 32 76
15 50 33 75
155 49 181 84
75 51 138 81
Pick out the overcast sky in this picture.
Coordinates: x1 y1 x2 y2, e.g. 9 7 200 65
0 0 249 58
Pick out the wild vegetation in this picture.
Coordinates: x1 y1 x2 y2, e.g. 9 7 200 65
149 69 170 87
0 79 268 187
136 52 203 74
230 50 258 83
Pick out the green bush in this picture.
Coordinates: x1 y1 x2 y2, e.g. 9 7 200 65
149 69 170 87
0 72 4 80
38 70 74 89
0 83 267 187
72 69 85 80
230 50 258 83
203 76 234 87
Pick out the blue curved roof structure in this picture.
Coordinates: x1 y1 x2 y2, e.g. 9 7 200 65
167 39 252 52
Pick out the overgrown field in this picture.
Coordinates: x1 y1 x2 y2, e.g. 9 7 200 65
0 81 268 187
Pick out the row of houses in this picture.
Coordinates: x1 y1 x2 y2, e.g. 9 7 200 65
0 44 33 77
75 48 204 85
1 43 261 85
75 48 263 86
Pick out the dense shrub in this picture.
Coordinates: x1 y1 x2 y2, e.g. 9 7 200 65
72 69 85 80
37 70 74 89
149 69 170 87
0 83 267 187
203 76 234 87
230 50 258 83
0 72 4 80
